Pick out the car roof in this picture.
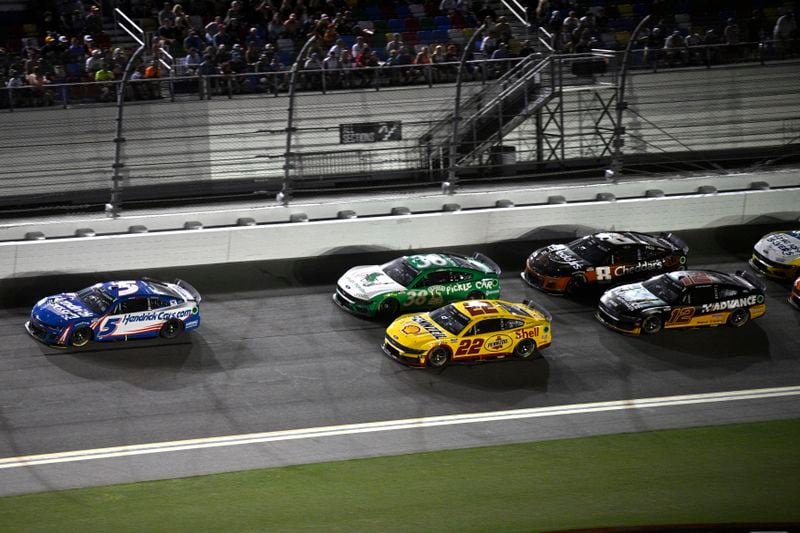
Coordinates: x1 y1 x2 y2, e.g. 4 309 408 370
404 253 492 272
97 279 175 299
593 231 667 248
450 300 531 318
665 270 740 287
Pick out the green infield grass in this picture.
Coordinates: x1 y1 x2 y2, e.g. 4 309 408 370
1 418 799 532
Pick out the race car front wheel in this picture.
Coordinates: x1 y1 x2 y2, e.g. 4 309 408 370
427 346 450 368
566 274 587 295
378 298 399 318
160 319 184 339
513 338 538 359
727 308 750 328
641 314 663 335
70 326 93 347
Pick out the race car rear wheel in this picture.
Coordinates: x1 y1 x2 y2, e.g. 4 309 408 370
566 274 587 295
513 338 537 359
467 290 485 300
427 346 450 368
160 319 184 339
70 326 93 347
377 298 399 318
641 314 663 335
727 308 750 328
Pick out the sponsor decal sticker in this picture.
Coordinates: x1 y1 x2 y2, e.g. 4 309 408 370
401 324 421 335
412 316 448 339
485 334 512 352
122 309 192 325
701 295 759 313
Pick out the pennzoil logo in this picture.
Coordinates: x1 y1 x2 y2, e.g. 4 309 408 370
485 334 512 351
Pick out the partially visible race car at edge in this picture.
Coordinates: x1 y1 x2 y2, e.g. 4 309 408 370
383 299 552 368
790 276 800 310
521 231 689 295
596 270 766 335
749 230 800 280
25 278 201 348
334 252 501 318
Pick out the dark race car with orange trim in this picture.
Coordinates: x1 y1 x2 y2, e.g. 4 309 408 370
790 276 800 310
596 270 766 336
521 231 689 295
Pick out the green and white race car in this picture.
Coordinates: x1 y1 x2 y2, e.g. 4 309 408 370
333 252 502 318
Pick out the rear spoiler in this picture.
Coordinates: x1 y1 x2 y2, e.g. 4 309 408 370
523 299 553 322
659 232 690 255
176 279 202 303
472 252 502 275
735 270 766 292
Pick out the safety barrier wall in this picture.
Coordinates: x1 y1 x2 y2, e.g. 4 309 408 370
1 168 797 241
2 180 798 278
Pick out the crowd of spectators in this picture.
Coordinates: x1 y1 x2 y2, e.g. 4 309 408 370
1 0 798 106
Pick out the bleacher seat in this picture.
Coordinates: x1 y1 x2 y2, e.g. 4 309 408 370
675 13 691 24
388 19 405 33
462 27 475 39
395 4 411 18
374 20 390 34
617 4 633 18
448 28 465 45
432 29 449 43
380 4 396 19
402 31 418 45
366 6 380 20
405 17 420 32
409 4 425 18
277 38 295 53
420 17 436 31
615 31 631 46
633 3 648 17
434 15 451 30
341 35 356 48
417 30 433 44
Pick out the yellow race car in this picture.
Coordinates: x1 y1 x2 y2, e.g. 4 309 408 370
383 299 552 368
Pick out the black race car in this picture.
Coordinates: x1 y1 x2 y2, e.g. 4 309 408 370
521 231 689 295
596 270 766 335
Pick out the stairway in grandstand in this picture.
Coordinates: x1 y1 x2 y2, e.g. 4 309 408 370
420 53 556 168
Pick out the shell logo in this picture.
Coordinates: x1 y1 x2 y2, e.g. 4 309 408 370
402 324 422 335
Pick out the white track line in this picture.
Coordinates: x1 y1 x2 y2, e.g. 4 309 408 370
2 385 799 469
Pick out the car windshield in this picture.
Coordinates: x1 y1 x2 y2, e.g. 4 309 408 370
567 236 611 263
77 286 114 313
381 258 419 287
642 275 683 304
429 304 471 335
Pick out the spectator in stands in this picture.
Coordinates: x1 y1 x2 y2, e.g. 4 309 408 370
302 51 322 89
216 43 231 64
245 41 260 65
225 0 246 38
205 16 223 44
158 2 176 27
664 30 688 66
245 27 266 49
723 18 740 62
641 27 664 70
490 41 510 76
479 30 497 56
144 60 162 99
328 38 346 58
495 16 512 43
184 47 203 72
351 36 367 59
322 49 341 87
129 64 146 99
518 39 534 57
94 62 115 101
198 54 219 97
562 10 579 36
282 12 300 39
213 25 235 48
85 49 103 76
703 28 721 65
267 13 284 42
386 33 404 56
173 3 191 33
85 5 103 39
685 32 704 66
773 11 797 58
27 65 54 105
184 29 204 54
340 49 354 87
156 17 182 51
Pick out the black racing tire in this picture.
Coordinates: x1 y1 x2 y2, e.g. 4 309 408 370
160 319 184 339
70 326 93 347
427 346 451 368
565 274 587 295
513 338 538 359
727 308 750 328
466 290 485 300
377 298 399 318
641 314 663 335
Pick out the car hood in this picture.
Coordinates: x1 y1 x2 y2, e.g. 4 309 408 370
601 283 668 313
387 313 450 347
31 293 97 327
338 265 406 300
530 244 588 273
755 231 800 265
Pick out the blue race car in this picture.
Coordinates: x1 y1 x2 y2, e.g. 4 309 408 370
25 278 201 347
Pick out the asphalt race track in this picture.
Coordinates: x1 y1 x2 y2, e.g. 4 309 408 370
1 225 799 496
